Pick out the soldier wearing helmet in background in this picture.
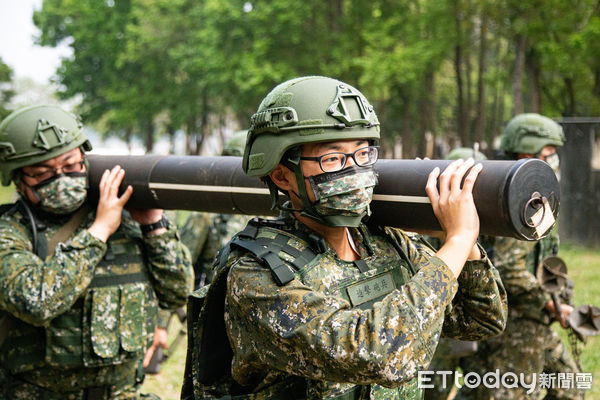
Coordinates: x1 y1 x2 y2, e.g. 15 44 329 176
456 113 583 400
181 76 507 399
142 131 256 374
0 105 193 399
180 130 255 289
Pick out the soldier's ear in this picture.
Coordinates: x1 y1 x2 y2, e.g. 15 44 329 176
269 163 295 193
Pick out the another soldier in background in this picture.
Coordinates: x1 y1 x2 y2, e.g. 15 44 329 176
182 76 507 399
180 129 253 289
424 146 488 400
0 105 193 399
143 130 253 374
457 113 582 400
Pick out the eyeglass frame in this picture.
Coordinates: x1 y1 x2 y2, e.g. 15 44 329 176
20 158 87 181
299 145 379 173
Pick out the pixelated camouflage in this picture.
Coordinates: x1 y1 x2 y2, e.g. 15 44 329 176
455 230 582 400
186 216 507 399
310 169 377 218
0 205 193 398
33 175 88 214
180 211 253 289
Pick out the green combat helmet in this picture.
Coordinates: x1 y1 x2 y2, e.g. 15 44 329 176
242 76 380 226
446 146 487 161
500 113 565 157
222 130 248 156
0 105 92 186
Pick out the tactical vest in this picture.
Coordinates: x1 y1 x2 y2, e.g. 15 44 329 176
0 205 157 374
182 218 426 400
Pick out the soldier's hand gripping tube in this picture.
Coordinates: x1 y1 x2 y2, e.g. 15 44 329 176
87 156 559 240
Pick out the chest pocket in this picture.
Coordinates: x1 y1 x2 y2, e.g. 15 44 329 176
81 235 155 367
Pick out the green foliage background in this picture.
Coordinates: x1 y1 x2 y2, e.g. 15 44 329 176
26 0 600 157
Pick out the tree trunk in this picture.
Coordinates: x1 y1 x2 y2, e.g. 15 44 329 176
144 121 154 153
526 51 540 112
473 11 487 145
420 68 437 158
454 0 468 146
196 89 209 155
512 34 526 115
564 78 576 116
400 92 414 159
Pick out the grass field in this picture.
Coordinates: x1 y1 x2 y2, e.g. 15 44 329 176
1 185 598 399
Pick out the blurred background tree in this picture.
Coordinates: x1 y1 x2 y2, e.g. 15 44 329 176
13 0 600 156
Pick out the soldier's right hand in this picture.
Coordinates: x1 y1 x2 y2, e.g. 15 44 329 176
88 165 133 242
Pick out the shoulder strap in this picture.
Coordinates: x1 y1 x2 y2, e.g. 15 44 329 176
0 202 18 217
45 205 90 259
368 224 416 276
219 218 322 286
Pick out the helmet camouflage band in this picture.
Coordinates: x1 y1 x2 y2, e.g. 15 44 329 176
500 113 565 156
0 105 92 186
446 147 488 161
222 130 248 157
242 76 380 177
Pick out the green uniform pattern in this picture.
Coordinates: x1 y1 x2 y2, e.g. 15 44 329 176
187 217 507 399
456 232 582 400
0 205 193 399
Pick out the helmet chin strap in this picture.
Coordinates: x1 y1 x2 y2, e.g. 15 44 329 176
280 148 333 226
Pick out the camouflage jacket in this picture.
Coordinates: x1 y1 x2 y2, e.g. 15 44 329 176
181 211 253 288
0 202 193 389
188 217 507 399
490 229 558 323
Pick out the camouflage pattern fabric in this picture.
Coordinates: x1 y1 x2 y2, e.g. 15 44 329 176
310 169 377 217
0 204 193 399
192 216 507 399
180 211 253 288
34 175 88 215
457 318 582 400
455 233 582 400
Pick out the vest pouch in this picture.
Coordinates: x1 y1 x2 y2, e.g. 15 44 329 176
45 303 84 367
90 286 120 358
120 282 145 352
82 286 141 367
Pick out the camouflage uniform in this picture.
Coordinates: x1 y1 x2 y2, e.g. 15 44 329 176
181 212 253 289
456 231 582 400
0 205 193 399
183 215 507 399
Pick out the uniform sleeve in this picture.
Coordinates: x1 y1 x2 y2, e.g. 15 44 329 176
179 212 212 263
143 222 194 310
0 218 106 326
225 251 458 387
391 231 507 341
491 236 550 319
440 243 508 339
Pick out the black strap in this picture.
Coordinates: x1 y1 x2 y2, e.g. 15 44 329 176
88 272 149 288
230 239 296 286
354 259 370 273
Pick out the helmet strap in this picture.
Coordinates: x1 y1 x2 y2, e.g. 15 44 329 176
282 148 332 226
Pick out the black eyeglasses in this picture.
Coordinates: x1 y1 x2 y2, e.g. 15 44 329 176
21 159 86 181
300 146 379 173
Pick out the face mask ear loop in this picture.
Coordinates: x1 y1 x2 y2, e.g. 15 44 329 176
285 148 328 225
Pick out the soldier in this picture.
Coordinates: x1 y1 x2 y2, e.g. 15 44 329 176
456 113 582 400
142 131 254 373
180 130 254 289
182 76 507 399
0 105 194 399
